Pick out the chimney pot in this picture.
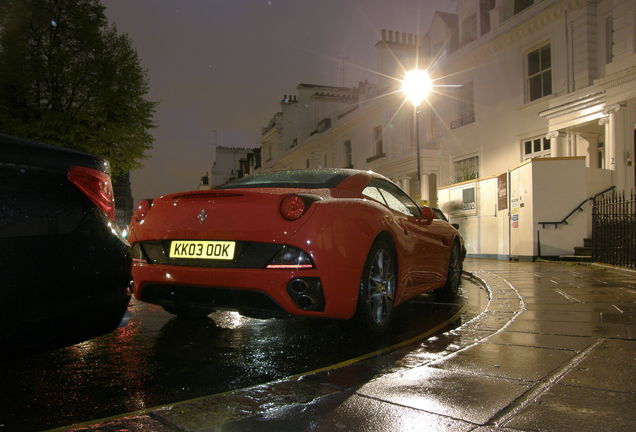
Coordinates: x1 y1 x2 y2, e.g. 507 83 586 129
388 30 393 42
381 29 386 41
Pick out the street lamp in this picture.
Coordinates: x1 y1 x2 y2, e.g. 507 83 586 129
402 69 432 106
402 69 432 204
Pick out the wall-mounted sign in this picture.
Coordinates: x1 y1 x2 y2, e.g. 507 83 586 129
497 173 508 210
511 197 520 229
448 183 478 216
462 187 476 211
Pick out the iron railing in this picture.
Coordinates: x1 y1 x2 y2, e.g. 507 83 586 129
592 189 636 269
539 185 615 228
450 112 475 130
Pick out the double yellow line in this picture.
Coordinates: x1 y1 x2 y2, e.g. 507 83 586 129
51 304 465 431
290 304 466 379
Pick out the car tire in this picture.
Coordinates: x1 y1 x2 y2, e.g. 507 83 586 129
437 242 462 301
352 238 396 334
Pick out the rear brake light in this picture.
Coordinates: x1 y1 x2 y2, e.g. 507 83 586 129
134 199 153 223
266 246 314 269
67 166 115 222
280 194 307 220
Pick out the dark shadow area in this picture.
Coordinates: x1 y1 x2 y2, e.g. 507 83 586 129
0 280 484 431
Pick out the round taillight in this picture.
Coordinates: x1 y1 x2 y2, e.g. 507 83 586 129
280 194 306 221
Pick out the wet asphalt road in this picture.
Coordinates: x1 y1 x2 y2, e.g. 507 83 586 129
0 279 486 432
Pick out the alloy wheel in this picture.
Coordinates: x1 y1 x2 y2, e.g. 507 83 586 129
365 247 395 327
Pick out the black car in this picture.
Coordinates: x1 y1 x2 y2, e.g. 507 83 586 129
0 133 131 356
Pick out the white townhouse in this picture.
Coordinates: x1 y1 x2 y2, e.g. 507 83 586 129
259 33 440 204
258 0 636 261
200 145 260 189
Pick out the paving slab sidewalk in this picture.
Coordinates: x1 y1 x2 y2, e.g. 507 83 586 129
58 259 636 432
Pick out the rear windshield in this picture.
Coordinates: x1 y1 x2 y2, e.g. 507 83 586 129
216 169 349 189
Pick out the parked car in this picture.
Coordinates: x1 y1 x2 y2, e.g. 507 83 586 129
432 207 448 222
129 169 465 333
0 133 131 356
432 207 461 229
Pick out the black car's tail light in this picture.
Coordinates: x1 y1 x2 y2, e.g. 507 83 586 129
266 246 314 269
134 199 153 223
67 165 116 222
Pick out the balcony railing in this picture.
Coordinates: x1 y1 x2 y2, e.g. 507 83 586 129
450 112 475 130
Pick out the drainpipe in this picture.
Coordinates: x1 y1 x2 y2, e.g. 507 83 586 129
507 169 512 261
565 11 572 93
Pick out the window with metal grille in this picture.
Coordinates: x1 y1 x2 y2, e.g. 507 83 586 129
454 155 479 183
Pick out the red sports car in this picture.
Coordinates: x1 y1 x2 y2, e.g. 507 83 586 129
129 169 465 333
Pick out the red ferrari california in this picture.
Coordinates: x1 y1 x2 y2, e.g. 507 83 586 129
129 169 465 333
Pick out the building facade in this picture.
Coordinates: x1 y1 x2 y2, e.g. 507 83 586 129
258 0 636 260
434 0 635 260
200 145 261 188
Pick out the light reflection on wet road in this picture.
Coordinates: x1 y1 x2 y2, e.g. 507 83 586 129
0 279 486 431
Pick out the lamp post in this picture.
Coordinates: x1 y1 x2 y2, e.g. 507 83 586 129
402 69 432 203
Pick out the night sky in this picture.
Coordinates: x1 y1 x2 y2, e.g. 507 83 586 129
101 0 457 203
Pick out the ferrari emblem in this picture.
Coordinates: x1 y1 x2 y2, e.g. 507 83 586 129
197 209 208 224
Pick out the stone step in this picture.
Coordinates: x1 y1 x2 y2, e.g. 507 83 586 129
560 255 592 263
574 246 593 256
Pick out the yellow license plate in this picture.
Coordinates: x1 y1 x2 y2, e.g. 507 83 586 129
169 240 236 260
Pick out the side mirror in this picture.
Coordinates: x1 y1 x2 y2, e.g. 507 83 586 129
420 206 435 224
452 223 460 230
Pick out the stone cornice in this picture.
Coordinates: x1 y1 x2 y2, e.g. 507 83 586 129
594 65 636 90
538 91 605 119
439 0 587 72
603 103 626 115
258 125 281 144
545 130 566 139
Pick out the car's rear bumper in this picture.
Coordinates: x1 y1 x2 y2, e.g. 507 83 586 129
0 213 131 354
132 262 359 320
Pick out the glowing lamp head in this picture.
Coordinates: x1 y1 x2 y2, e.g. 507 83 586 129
402 69 432 106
